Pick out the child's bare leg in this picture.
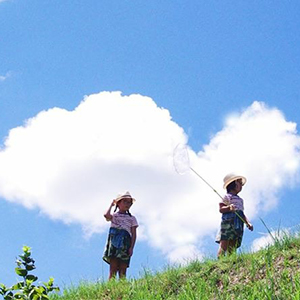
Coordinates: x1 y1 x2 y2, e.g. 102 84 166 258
109 258 119 280
217 240 228 258
119 261 128 279
227 240 237 255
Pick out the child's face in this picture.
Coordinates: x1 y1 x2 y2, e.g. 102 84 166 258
118 198 133 211
235 179 243 193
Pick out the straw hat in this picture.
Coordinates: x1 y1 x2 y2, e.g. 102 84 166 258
223 173 247 189
114 191 135 203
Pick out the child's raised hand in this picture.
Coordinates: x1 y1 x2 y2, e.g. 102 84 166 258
111 199 117 206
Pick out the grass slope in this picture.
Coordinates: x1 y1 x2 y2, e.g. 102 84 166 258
51 234 300 300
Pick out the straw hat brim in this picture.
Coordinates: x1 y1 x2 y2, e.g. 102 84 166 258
223 175 246 189
115 195 136 203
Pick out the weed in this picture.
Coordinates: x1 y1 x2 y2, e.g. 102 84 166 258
47 232 300 299
0 246 59 300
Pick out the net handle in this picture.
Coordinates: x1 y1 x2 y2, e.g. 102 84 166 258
189 167 223 200
173 145 248 225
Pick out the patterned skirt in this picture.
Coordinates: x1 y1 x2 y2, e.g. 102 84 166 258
103 227 132 267
215 217 244 249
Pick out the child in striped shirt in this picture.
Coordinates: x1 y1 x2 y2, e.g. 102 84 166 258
103 192 138 279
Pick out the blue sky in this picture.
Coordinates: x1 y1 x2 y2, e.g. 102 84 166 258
1 0 300 288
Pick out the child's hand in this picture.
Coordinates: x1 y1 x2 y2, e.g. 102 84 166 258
247 223 254 231
111 200 116 206
229 204 236 212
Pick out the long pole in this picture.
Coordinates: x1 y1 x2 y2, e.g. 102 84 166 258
190 167 224 199
190 167 247 225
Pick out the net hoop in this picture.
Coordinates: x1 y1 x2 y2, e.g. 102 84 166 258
173 143 191 175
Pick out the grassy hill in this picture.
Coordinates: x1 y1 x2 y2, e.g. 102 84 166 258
51 234 300 300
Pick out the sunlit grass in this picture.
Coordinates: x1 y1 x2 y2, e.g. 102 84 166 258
50 232 300 300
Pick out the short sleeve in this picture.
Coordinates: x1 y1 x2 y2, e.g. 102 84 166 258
221 194 231 205
131 216 138 227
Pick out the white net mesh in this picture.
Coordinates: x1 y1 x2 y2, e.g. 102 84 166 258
173 143 226 202
173 144 191 175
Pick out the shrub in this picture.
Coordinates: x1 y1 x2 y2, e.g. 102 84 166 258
0 246 59 300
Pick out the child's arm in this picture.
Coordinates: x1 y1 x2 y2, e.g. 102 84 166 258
219 202 236 213
128 226 138 257
104 200 116 221
244 214 254 231
220 203 254 231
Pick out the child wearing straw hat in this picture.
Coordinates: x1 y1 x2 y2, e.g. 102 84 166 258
103 191 138 279
216 173 253 258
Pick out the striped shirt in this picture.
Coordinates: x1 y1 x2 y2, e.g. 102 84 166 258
111 212 138 236
222 193 244 211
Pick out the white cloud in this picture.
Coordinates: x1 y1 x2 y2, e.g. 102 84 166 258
167 245 204 265
0 92 299 262
251 228 291 252
0 71 12 82
197 101 300 218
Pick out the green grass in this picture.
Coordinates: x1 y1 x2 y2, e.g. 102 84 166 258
50 233 300 300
